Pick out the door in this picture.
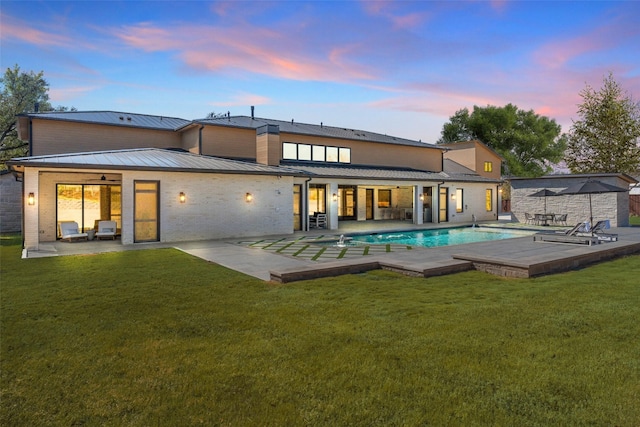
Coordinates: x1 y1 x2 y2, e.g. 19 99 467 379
439 187 448 222
293 184 302 231
338 186 357 220
366 189 374 220
134 180 159 242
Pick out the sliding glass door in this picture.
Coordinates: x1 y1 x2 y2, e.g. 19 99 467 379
56 184 121 236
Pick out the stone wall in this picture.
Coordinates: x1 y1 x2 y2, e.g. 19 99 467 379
510 176 631 227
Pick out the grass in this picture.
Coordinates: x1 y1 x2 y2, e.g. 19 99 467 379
630 215 640 226
1 233 640 425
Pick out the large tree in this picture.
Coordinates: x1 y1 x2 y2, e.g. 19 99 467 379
0 65 75 170
438 104 567 177
565 73 640 174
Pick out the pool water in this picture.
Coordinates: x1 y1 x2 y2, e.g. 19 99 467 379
348 227 532 248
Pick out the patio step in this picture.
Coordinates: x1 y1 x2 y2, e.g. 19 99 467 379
379 258 473 278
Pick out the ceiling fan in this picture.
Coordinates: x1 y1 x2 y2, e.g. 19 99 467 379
85 174 121 183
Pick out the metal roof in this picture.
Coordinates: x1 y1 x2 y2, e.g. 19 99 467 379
287 163 499 183
196 116 441 149
8 148 305 176
18 111 192 131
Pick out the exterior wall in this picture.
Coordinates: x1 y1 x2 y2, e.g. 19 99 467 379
139 171 293 244
23 168 39 250
256 130 281 166
510 176 631 227
30 119 182 155
0 172 22 233
444 182 500 223
200 126 257 160
180 125 201 154
281 132 442 172
443 142 502 179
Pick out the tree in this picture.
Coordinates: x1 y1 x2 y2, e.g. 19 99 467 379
565 73 640 174
0 65 75 170
438 104 567 177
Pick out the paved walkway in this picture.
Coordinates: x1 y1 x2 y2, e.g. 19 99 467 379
23 222 640 282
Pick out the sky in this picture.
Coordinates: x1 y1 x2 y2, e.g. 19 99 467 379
1 1 639 144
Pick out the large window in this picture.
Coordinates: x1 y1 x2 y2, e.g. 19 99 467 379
486 189 493 211
455 188 463 213
378 189 391 208
282 142 351 164
57 184 121 236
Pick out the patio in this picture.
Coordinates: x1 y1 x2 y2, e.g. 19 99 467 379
21 221 640 282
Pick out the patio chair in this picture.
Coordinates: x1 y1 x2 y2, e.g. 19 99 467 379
310 213 327 229
524 213 536 225
96 220 117 240
553 214 567 226
58 221 89 242
579 220 618 242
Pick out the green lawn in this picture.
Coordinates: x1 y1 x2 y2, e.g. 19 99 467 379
2 234 639 425
630 215 640 226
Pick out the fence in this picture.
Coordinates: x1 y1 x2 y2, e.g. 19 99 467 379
631 195 640 216
501 199 511 213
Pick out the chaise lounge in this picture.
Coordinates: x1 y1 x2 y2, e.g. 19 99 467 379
58 221 89 242
577 220 618 242
533 222 600 246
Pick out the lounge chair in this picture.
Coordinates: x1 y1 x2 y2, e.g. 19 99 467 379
578 220 618 242
96 220 117 240
58 221 89 242
533 222 599 245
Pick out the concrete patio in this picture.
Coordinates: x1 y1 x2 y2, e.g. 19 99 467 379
21 221 640 282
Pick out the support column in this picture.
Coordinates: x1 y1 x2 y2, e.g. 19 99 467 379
414 184 423 225
328 182 339 230
23 168 39 251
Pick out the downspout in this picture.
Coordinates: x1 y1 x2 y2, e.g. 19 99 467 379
198 125 204 155
29 119 33 156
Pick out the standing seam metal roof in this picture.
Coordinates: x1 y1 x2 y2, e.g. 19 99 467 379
19 111 191 131
8 148 305 176
196 116 441 149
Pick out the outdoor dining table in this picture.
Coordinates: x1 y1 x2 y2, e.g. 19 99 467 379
535 213 555 226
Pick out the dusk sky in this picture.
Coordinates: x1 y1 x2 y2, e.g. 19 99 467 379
2 1 639 143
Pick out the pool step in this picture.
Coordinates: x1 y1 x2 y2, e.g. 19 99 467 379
380 258 474 278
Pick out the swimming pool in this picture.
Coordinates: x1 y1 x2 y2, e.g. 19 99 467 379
348 226 533 248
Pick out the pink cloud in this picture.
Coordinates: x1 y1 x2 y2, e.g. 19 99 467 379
49 86 100 102
0 14 73 47
112 22 377 82
359 1 430 29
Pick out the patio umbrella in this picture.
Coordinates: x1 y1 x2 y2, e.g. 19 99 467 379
528 189 557 215
557 179 628 226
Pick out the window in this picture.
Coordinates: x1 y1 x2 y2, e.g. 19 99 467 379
339 147 351 163
312 145 325 161
486 189 493 211
326 146 339 162
484 161 493 172
455 188 463 213
283 143 350 164
283 143 297 160
57 184 121 235
298 144 312 161
378 189 391 208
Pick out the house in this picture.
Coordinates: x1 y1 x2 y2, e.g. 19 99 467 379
8 110 503 252
510 174 637 227
440 139 503 180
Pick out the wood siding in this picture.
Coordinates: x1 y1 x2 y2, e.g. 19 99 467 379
31 119 182 155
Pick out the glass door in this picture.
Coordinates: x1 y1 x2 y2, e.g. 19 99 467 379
293 184 302 231
366 189 374 220
338 186 357 220
439 187 448 222
57 184 121 236
134 181 159 242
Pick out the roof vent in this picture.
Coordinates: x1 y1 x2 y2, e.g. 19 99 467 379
119 116 124 120
127 117 132 121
